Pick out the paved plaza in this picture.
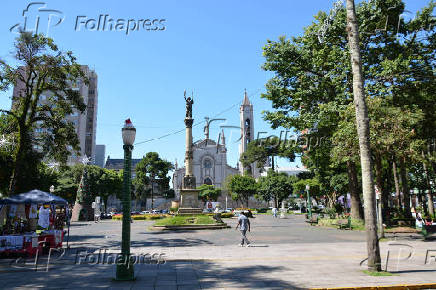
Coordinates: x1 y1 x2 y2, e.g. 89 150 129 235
1 215 436 289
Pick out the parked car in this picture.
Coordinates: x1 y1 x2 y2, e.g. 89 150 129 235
140 211 150 214
161 209 168 214
151 210 159 214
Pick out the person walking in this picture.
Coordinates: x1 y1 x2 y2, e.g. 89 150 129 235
236 211 251 247
272 207 278 218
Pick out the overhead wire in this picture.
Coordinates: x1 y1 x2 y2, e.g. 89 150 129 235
133 88 262 146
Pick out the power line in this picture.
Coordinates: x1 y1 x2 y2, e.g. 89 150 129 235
134 88 261 146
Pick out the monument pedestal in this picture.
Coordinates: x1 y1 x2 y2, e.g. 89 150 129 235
178 188 202 215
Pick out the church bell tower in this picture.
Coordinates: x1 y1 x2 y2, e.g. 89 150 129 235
238 90 259 177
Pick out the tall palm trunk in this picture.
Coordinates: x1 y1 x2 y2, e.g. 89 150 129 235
345 0 381 271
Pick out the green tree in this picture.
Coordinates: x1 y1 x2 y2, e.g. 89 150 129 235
225 175 257 208
0 32 87 195
197 184 221 202
257 170 296 207
240 136 296 174
134 152 174 209
54 164 122 204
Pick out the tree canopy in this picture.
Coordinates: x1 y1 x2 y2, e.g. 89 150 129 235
0 32 87 194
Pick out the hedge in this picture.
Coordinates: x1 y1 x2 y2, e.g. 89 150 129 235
112 214 169 221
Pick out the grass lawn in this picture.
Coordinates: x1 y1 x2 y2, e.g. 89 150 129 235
154 215 220 226
362 270 395 276
318 218 365 231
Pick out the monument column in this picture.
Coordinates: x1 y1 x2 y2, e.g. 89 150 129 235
179 91 201 214
185 118 193 177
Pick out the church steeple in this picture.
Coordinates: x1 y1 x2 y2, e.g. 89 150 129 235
242 88 251 106
239 89 259 177
221 129 226 147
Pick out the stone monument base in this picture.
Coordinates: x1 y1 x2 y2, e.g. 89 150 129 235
178 189 202 215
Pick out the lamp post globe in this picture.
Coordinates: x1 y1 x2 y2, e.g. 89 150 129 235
115 118 136 281
49 185 55 194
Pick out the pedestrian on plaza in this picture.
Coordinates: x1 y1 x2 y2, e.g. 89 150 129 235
236 211 251 247
272 207 278 218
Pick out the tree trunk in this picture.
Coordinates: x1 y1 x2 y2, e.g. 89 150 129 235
399 156 411 218
392 157 401 208
346 0 381 271
347 160 363 219
422 152 434 216
374 154 387 209
8 128 28 195
385 158 393 210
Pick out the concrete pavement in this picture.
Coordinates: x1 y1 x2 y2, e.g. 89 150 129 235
1 215 435 289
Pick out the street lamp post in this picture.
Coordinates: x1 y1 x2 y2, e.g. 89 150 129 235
306 184 312 219
115 119 136 281
49 185 54 194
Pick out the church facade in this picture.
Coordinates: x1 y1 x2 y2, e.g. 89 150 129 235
173 91 258 199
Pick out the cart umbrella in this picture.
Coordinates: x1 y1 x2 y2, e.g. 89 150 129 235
0 189 68 205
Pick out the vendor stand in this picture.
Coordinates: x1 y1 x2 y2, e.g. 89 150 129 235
0 189 69 257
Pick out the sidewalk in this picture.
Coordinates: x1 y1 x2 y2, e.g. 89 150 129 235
1 239 436 289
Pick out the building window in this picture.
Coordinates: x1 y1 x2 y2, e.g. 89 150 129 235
203 159 212 169
245 119 251 142
203 177 213 185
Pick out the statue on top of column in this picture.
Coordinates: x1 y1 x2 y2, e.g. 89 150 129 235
184 90 194 119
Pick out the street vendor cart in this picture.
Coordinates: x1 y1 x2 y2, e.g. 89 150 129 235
0 189 69 257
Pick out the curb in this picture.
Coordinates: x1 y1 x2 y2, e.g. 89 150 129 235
152 224 230 230
311 283 436 290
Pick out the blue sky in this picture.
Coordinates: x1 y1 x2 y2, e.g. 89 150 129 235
0 0 431 169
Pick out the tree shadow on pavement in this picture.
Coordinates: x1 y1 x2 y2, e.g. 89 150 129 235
176 260 303 289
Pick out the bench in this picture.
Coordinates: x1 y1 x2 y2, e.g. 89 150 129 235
306 215 318 225
420 224 436 240
334 217 352 230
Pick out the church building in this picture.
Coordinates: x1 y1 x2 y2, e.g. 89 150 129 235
172 91 259 198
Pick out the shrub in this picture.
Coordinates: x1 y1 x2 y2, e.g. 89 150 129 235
221 212 234 218
112 214 168 221
256 208 268 213
325 208 336 219
169 207 178 213
334 203 344 215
